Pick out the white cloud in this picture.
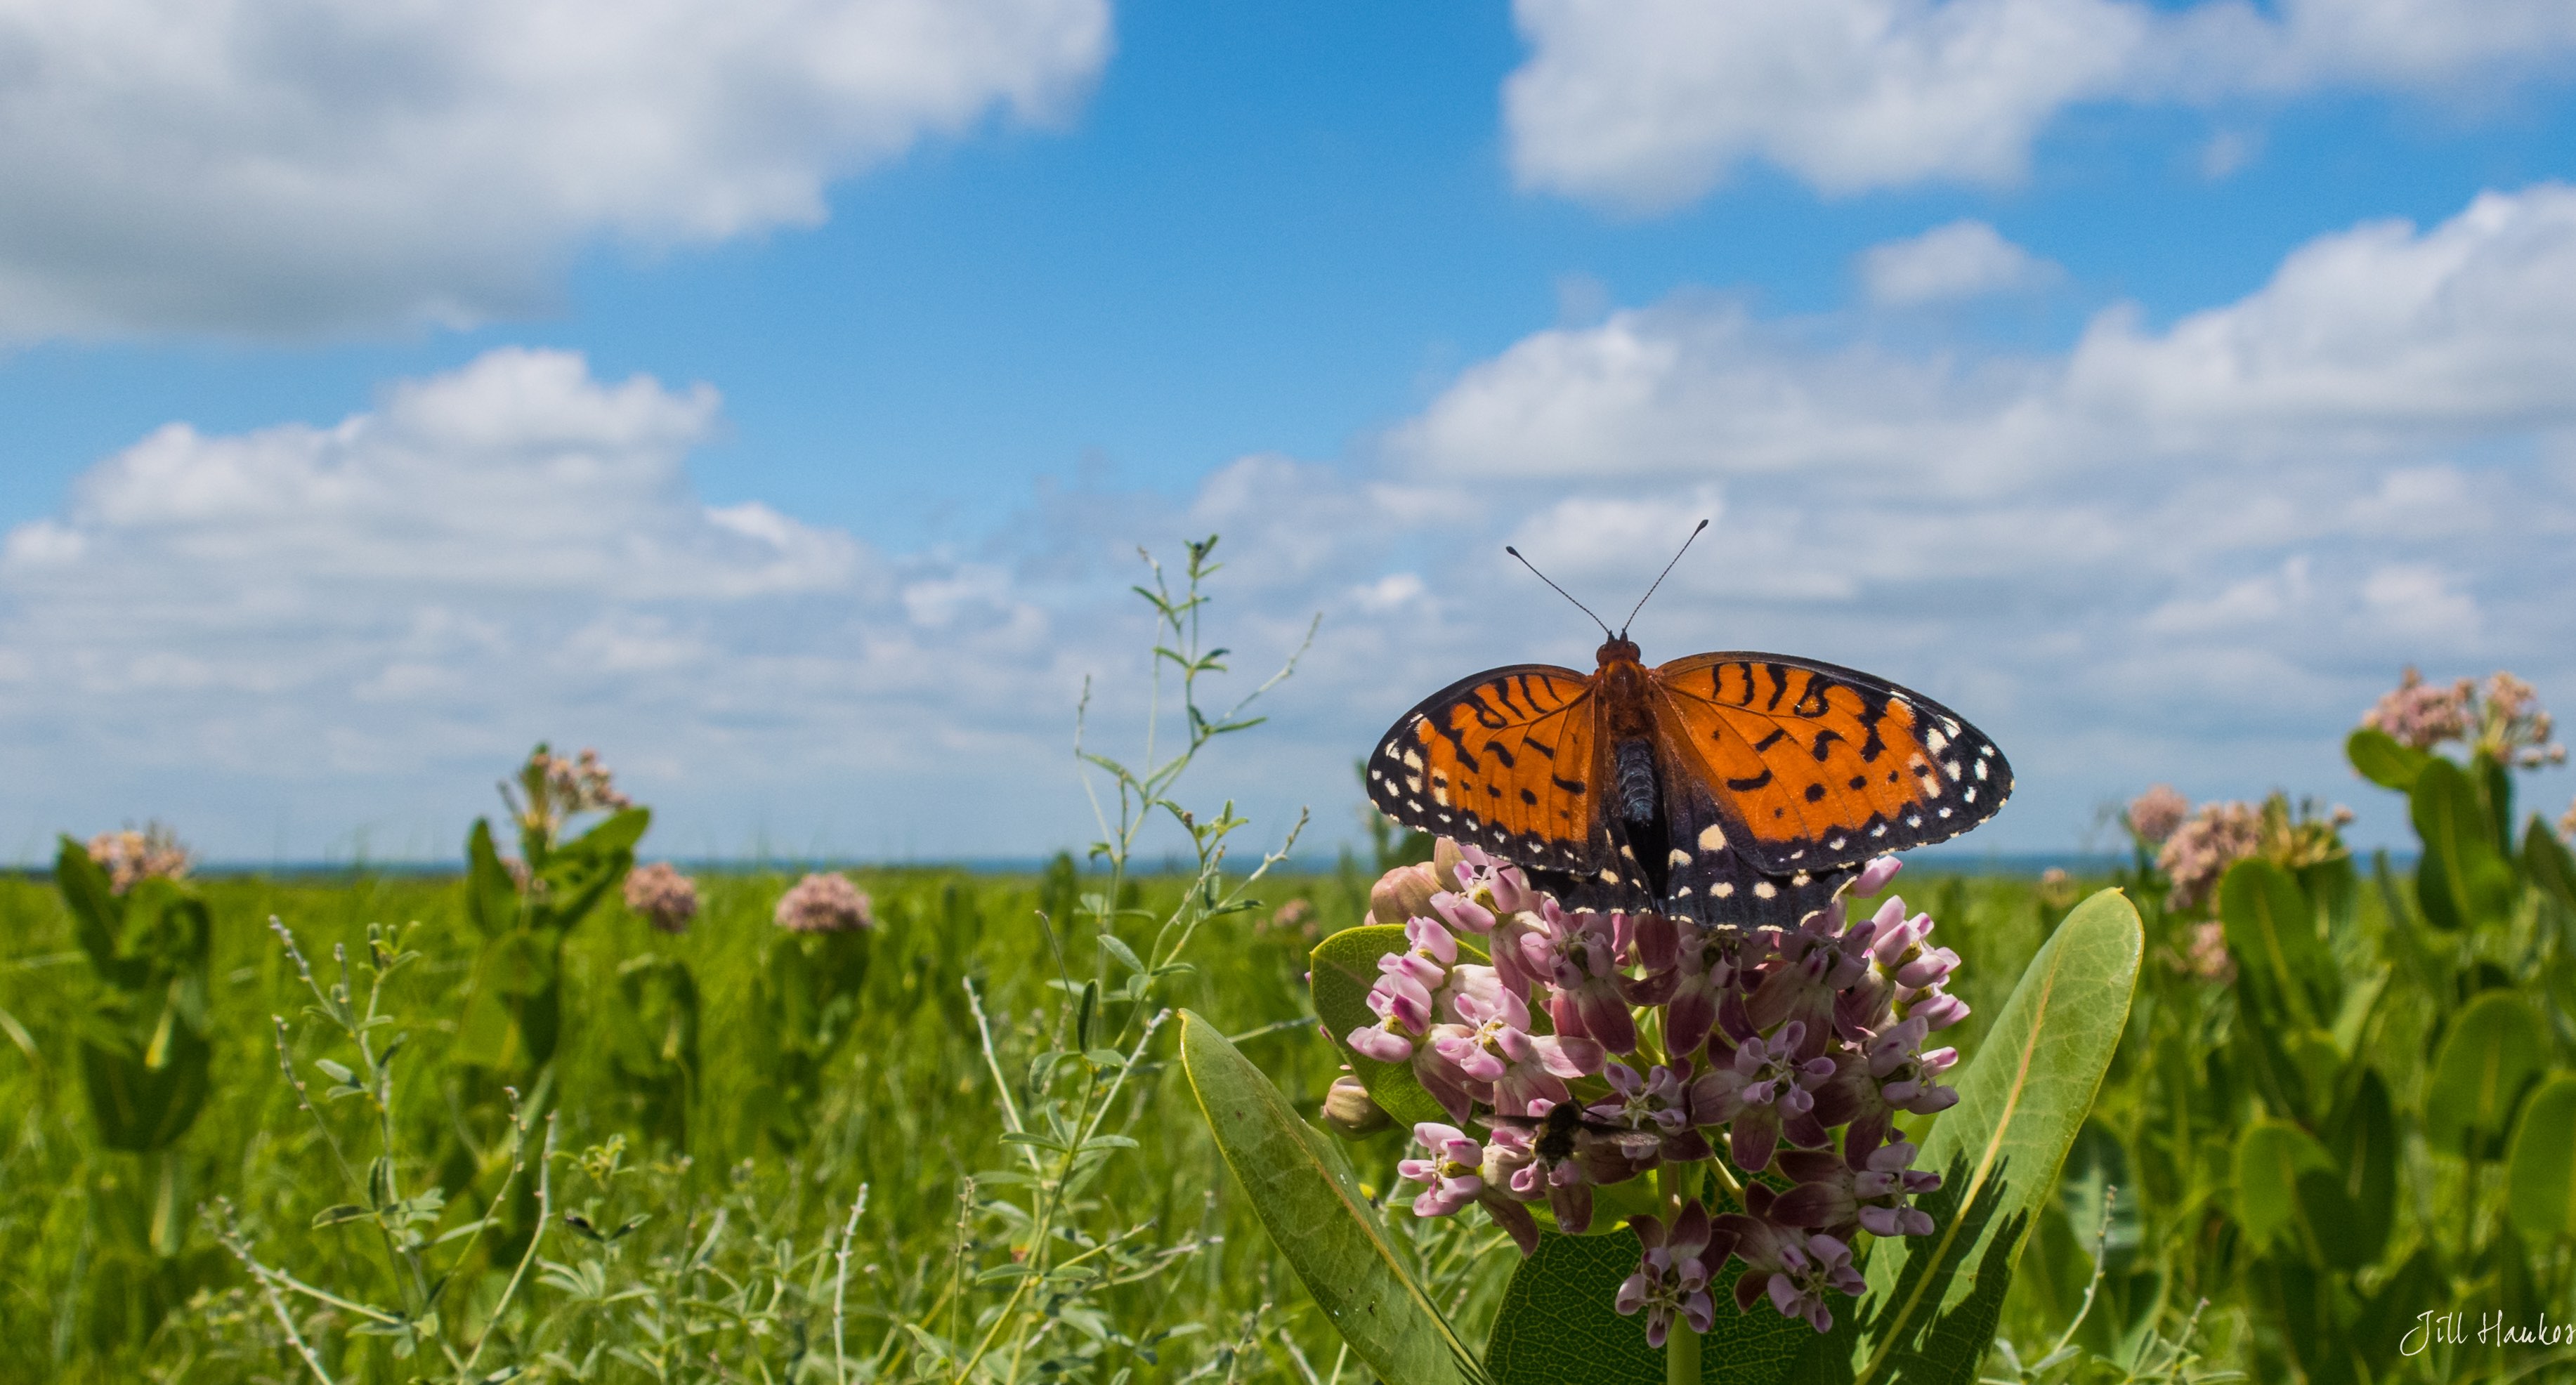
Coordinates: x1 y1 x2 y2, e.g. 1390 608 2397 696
1505 0 2576 206
1379 184 2576 845
0 0 1111 338
16 185 2576 863
1860 221 2062 306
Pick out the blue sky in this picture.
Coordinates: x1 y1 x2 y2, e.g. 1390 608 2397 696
6 0 2576 865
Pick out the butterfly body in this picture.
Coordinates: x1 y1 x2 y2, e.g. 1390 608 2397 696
1368 640 2011 929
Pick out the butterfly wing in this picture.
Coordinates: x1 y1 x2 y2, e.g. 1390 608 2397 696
1647 652 2012 875
1366 664 1609 875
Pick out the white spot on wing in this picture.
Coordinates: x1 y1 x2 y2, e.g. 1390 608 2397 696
1975 760 1989 781
1599 869 1621 885
1401 749 1424 771
1963 788 1976 803
1925 728 1949 754
1715 883 1735 898
1697 824 1727 851
1942 760 1961 780
1753 881 1777 900
1668 848 1692 867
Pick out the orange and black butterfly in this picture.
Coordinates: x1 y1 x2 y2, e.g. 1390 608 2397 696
1366 524 2011 929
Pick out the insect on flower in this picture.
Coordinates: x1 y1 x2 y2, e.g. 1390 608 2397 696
1366 521 2013 931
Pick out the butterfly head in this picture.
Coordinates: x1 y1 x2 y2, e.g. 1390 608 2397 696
1595 634 1642 667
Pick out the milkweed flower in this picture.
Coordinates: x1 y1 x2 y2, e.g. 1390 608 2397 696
1616 1200 1728 1348
624 862 699 933
2125 785 2188 845
86 822 192 895
1375 841 1954 1338
2157 801 2262 912
774 872 872 933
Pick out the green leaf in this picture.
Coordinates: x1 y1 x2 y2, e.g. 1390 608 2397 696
2506 1072 2576 1242
2524 818 2576 917
2318 1068 2398 1268
2346 727 2431 792
2219 858 2334 1030
564 804 651 858
1485 1224 1810 1385
53 836 133 986
2424 991 2550 1157
2232 1120 2341 1263
1178 1011 1485 1385
1310 925 1470 1129
464 819 522 937
2412 759 2515 931
312 1205 374 1228
1803 888 2143 1385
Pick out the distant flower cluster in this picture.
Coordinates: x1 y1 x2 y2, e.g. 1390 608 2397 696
2124 785 2188 845
624 862 699 933
1354 844 1961 1338
2363 667 2565 768
2131 788 2351 914
776 872 872 933
86 822 192 895
505 743 634 845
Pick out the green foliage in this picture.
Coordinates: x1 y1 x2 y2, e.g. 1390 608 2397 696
2423 990 2549 1157
2505 1073 2576 1244
1179 1012 1486 1385
1484 1221 1810 1385
1806 888 2143 1385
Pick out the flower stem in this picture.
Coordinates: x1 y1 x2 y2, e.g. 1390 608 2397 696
1661 1162 1701 1385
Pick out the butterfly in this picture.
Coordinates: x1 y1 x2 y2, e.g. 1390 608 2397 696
1366 525 2012 930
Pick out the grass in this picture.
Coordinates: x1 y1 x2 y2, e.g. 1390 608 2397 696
0 861 2105 1383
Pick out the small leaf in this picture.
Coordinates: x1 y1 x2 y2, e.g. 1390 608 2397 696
2506 1073 2576 1242
1179 1011 1485 1385
1099 935 1146 976
2425 991 2549 1157
2346 728 2431 792
311 1205 375 1228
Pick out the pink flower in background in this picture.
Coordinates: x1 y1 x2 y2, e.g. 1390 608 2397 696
774 872 873 933
2362 667 2474 751
85 822 192 895
2125 785 2188 844
2157 801 2263 912
624 862 699 933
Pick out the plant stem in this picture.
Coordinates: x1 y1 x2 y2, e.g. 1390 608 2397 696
1661 1162 1701 1385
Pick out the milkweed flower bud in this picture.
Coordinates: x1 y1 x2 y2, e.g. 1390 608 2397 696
1369 861 1442 926
1321 1075 1392 1138
623 862 699 933
774 872 872 933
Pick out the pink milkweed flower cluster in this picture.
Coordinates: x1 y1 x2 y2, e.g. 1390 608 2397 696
624 862 700 933
86 822 193 895
2362 667 2565 768
2155 801 2263 912
774 872 873 933
2124 785 2188 846
1357 844 1963 1337
505 742 634 844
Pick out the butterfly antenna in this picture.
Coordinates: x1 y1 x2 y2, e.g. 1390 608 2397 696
1504 546 1612 639
1620 518 1709 636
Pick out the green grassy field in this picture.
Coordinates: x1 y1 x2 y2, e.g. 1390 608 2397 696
0 860 2093 1383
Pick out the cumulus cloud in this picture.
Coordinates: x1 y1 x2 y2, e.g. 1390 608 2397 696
1860 221 2062 307
1384 183 2576 841
15 185 2576 862
1505 0 2576 206
0 0 1111 337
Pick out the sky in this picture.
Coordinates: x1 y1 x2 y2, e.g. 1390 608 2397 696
6 0 2576 867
